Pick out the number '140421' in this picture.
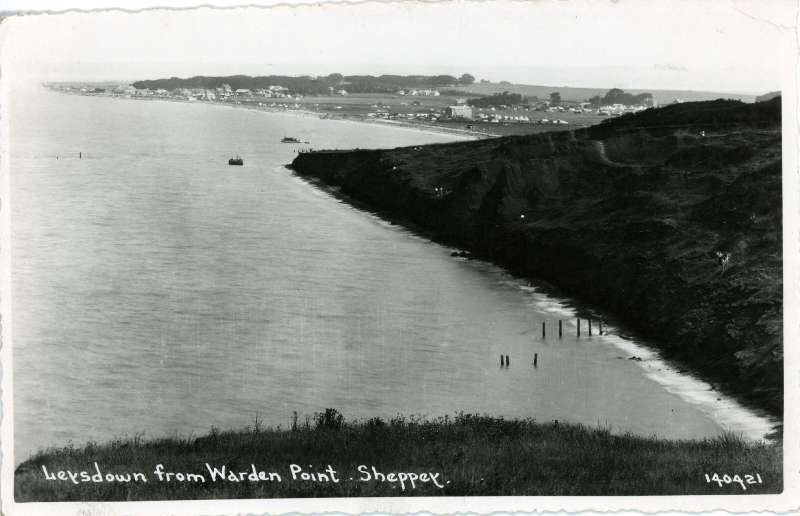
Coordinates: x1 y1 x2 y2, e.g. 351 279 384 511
705 473 763 491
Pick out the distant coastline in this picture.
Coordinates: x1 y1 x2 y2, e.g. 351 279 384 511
44 85 492 141
43 80 677 140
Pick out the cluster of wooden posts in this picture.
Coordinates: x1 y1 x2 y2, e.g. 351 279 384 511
546 317 603 338
501 317 603 368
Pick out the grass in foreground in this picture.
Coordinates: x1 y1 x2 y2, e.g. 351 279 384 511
15 410 781 501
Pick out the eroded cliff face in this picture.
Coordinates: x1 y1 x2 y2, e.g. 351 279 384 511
290 99 783 415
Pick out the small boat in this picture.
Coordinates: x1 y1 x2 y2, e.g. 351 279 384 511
281 136 301 143
228 156 244 166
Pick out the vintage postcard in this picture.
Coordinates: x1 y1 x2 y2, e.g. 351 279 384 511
0 0 797 514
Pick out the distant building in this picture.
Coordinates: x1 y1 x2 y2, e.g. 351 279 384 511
215 87 232 99
445 105 474 120
408 89 440 96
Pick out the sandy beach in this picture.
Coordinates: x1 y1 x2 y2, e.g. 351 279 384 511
54 89 491 141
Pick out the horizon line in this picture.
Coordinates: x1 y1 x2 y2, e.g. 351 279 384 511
37 75 769 98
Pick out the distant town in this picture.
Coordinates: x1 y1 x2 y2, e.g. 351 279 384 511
46 74 704 137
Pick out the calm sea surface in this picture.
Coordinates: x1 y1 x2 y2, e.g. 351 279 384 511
10 87 773 463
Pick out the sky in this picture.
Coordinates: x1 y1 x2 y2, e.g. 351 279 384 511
1 0 797 92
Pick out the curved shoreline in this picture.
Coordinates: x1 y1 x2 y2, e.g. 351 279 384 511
285 166 777 442
289 100 782 425
517 284 778 441
49 88 482 142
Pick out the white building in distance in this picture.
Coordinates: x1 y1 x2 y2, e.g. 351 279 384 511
445 105 474 120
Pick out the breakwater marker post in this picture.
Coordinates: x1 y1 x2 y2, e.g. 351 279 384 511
542 321 546 339
558 320 562 338
577 318 581 337
599 321 603 335
588 319 592 336
534 353 538 367
506 355 510 366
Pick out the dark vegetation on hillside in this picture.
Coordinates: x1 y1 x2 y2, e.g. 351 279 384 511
592 98 781 134
468 91 527 107
132 73 476 94
15 410 780 501
290 98 783 415
587 87 654 107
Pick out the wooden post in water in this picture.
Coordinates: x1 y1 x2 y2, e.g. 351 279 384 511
599 321 603 335
577 318 581 337
500 355 504 367
542 321 546 339
558 320 562 338
588 319 592 336
534 353 538 367
505 355 510 366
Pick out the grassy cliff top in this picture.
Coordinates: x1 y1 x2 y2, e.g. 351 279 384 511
15 411 781 501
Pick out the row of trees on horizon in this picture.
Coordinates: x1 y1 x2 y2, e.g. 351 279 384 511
130 73 657 108
132 73 477 94
467 89 655 108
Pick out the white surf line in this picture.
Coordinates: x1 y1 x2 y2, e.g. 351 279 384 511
535 291 777 441
605 332 777 441
472 261 778 442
